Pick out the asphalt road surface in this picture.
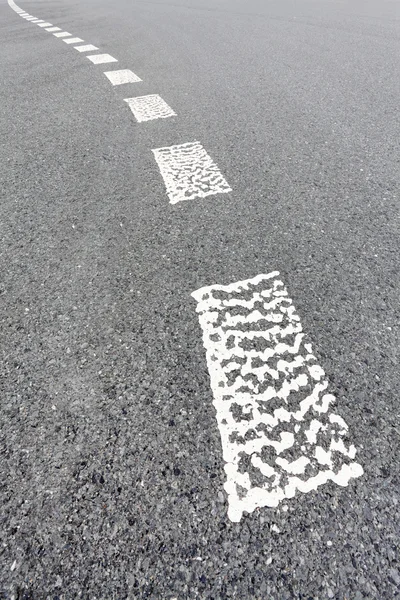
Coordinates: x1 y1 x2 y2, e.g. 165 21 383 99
1 0 399 598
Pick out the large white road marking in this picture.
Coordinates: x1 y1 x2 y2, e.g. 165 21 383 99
104 69 142 86
87 54 118 64
192 272 363 522
74 44 99 52
152 141 231 204
124 94 175 122
63 37 84 44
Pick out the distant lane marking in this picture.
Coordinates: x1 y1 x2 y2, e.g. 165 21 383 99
53 32 71 38
63 37 84 44
87 53 118 64
45 26 62 32
74 44 99 52
124 94 175 122
37 22 53 27
192 272 364 522
152 141 231 204
104 69 142 86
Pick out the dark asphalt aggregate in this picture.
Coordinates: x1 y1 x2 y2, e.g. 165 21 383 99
1 0 399 598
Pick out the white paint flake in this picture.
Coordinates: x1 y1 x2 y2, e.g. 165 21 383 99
87 53 118 64
53 31 71 38
37 22 53 27
45 26 61 32
63 37 84 44
152 141 231 204
124 94 175 122
191 272 363 522
74 44 99 52
104 69 142 86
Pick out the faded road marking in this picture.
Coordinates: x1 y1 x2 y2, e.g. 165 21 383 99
87 54 118 64
192 272 363 522
152 141 231 204
54 32 71 38
74 44 99 52
37 22 53 27
63 37 84 44
104 69 142 86
45 26 62 32
124 94 175 122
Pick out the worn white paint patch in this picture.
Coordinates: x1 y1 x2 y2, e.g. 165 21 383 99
152 141 231 204
37 22 53 27
63 37 84 44
45 26 61 32
104 69 142 86
53 31 71 38
25 16 37 20
191 272 363 522
87 53 118 64
124 94 175 122
30 19 42 23
74 44 99 52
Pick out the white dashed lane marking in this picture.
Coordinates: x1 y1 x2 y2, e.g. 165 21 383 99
45 26 62 32
54 32 71 38
192 272 363 522
104 69 142 86
63 37 84 44
37 22 53 27
87 54 118 64
124 94 175 122
74 44 99 52
152 141 231 204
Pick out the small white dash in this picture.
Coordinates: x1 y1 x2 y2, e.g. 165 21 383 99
53 31 71 38
45 26 62 32
87 53 118 64
104 69 142 85
30 19 42 23
63 37 84 44
37 22 53 27
152 141 231 204
33 20 45 24
25 16 37 20
74 44 99 52
124 94 175 122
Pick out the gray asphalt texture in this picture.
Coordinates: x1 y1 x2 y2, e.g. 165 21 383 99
1 0 400 598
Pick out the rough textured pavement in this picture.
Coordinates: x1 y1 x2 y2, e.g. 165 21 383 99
1 0 399 598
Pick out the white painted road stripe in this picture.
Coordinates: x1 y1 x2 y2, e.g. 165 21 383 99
30 19 42 23
152 141 232 204
63 37 84 44
104 69 142 86
37 22 53 27
192 272 363 522
124 94 175 122
87 54 118 64
54 31 71 38
25 16 37 20
45 26 62 32
74 44 99 52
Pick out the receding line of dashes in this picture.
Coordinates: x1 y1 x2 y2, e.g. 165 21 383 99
7 0 232 203
192 272 363 522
